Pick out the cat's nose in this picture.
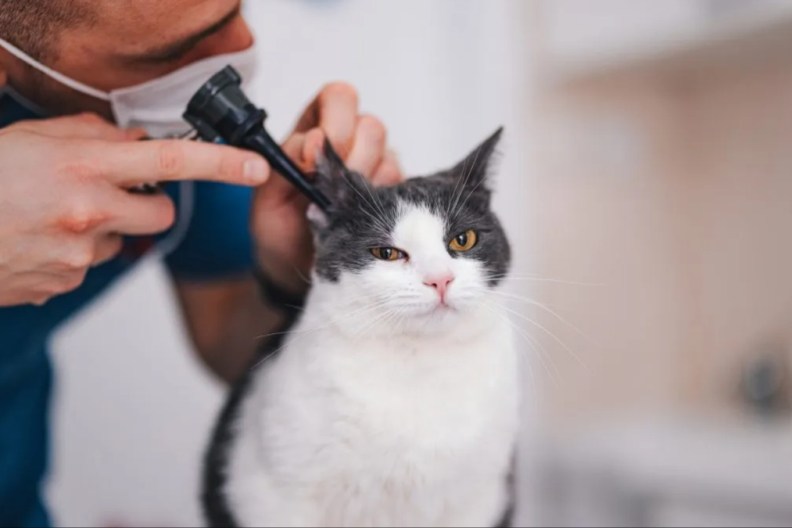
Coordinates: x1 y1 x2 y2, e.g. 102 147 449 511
423 274 455 303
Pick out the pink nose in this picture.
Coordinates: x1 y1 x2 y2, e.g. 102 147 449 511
423 275 455 302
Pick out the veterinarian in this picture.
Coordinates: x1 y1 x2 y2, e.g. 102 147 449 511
0 1 402 525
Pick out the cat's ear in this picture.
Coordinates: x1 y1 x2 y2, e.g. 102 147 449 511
308 139 368 228
447 127 503 192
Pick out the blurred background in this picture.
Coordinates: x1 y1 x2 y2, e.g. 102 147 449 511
45 0 792 526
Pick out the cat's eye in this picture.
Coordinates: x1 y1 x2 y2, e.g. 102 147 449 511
370 247 407 261
449 229 478 252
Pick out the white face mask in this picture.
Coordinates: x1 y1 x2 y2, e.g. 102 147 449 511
0 38 258 138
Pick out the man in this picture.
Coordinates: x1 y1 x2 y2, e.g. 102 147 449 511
0 1 401 525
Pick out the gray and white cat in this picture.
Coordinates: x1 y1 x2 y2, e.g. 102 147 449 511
203 129 519 527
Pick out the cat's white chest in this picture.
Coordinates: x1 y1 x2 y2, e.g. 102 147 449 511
227 310 519 527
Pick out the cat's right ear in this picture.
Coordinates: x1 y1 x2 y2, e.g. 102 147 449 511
446 127 503 193
309 140 368 228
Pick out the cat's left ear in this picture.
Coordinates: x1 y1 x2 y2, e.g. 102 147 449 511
307 139 369 229
447 126 503 192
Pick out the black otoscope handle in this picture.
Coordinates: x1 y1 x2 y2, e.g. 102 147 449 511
243 129 331 210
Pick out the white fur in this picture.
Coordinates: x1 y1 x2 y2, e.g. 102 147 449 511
225 204 519 527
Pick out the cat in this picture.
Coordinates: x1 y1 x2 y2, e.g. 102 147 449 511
203 128 519 527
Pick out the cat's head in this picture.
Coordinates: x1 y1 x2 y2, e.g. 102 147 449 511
307 128 510 337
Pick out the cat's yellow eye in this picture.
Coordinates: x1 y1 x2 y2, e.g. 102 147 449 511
370 247 407 261
449 229 478 252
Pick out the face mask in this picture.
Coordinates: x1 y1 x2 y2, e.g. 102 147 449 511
0 38 258 138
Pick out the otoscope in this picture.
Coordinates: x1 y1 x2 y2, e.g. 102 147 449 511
182 66 331 211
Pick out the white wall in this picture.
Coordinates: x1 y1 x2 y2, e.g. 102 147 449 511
47 1 532 525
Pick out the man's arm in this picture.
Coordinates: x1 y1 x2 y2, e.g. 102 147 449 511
173 276 283 384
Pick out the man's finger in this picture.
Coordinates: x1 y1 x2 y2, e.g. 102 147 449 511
372 150 404 186
281 130 306 163
93 234 123 266
293 82 358 158
84 139 271 186
301 128 326 170
346 115 386 178
102 191 177 235
317 83 358 158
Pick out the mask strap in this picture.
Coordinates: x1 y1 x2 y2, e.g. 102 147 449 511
0 38 111 101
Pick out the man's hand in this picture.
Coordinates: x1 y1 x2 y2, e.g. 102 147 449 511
0 113 270 307
252 83 403 293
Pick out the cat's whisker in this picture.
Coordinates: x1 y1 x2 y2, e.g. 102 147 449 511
324 288 406 309
349 305 398 338
513 329 561 386
249 344 285 370
293 267 313 287
495 302 587 369
378 309 404 335
254 315 339 342
481 302 559 388
335 294 406 319
258 297 400 342
445 153 470 219
479 288 590 342
360 177 390 224
450 173 488 222
254 328 302 341
341 175 392 234
333 299 399 324
448 146 481 221
446 151 473 221
346 195 389 234
484 273 602 287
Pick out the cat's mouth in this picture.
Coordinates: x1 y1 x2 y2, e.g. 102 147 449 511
427 299 458 315
397 299 457 319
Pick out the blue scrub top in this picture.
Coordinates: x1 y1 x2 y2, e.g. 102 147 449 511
0 90 256 527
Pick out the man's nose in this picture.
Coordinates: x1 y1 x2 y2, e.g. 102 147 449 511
423 274 455 302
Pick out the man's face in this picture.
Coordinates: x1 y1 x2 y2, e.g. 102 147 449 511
2 0 252 119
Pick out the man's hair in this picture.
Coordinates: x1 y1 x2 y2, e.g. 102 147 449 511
0 0 95 61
